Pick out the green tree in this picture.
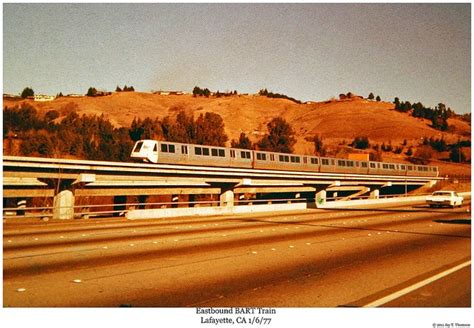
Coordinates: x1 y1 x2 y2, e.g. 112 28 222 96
368 92 375 100
376 95 381 102
195 112 228 146
86 87 97 97
257 117 296 153
312 135 326 156
394 97 400 110
231 132 252 149
21 87 34 99
449 146 466 163
351 136 370 149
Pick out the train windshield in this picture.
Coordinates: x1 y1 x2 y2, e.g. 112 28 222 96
133 141 144 152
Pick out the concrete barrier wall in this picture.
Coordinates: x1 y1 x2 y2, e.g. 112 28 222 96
126 202 308 220
319 192 471 209
126 192 471 219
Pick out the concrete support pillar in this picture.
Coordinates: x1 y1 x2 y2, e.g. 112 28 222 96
316 190 326 207
53 190 74 220
370 189 380 199
220 190 234 207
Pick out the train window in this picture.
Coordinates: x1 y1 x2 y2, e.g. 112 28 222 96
389 164 395 169
270 154 275 161
211 149 218 156
347 161 354 167
311 158 318 165
338 160 345 166
290 156 298 163
369 163 376 168
230 150 236 158
322 159 329 165
361 162 367 168
382 164 389 169
355 162 359 167
241 151 251 159
295 156 300 163
257 153 267 161
219 149 225 157
407 165 413 170
377 163 381 168
417 167 422 171
160 143 175 153
303 157 307 164
133 141 143 152
153 144 158 152
331 160 335 165
400 165 406 170
195 147 202 155
279 155 289 162
203 148 210 156
432 167 437 171
181 145 188 154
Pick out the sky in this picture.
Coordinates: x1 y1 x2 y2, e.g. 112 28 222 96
3 3 471 113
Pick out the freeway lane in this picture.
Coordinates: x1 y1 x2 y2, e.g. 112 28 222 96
3 204 471 307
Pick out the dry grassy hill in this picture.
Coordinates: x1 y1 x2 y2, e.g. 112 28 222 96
4 92 471 175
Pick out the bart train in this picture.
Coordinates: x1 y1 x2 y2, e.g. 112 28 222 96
131 139 439 177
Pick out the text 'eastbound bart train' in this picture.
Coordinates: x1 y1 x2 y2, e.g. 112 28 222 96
131 139 438 177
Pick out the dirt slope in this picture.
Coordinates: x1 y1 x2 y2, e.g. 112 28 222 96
4 92 471 175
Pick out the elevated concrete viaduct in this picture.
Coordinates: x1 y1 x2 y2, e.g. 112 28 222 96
3 156 441 219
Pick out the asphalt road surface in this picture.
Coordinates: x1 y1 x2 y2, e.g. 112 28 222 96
3 202 471 307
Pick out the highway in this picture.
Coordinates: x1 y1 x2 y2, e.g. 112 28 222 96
3 203 471 307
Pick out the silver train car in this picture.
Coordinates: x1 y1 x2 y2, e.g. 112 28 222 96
130 139 439 177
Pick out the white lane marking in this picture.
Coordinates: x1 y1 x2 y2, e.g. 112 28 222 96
251 251 258 254
289 245 295 248
152 241 158 244
305 242 311 245
72 279 82 283
34 238 39 241
7 240 12 243
102 246 108 249
271 248 276 251
60 236 64 239
129 243 135 246
17 288 26 292
364 260 472 307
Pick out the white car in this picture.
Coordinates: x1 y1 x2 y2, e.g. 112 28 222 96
426 191 464 208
